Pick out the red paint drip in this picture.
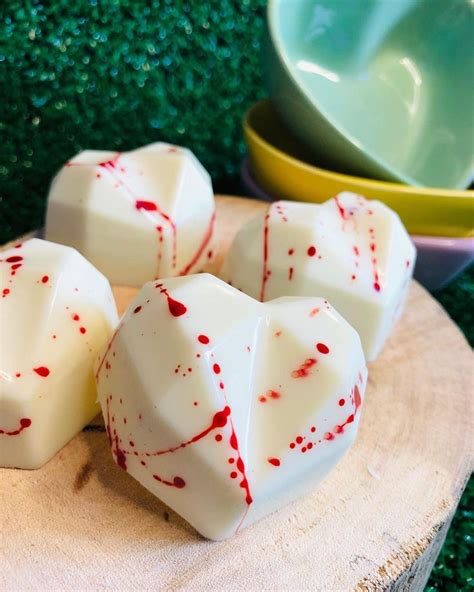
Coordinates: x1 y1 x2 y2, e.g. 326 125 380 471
178 210 216 276
316 342 330 354
152 474 186 488
268 457 281 467
33 366 50 377
0 417 32 436
260 206 272 301
288 267 294 281
334 196 349 221
291 358 317 378
98 154 178 273
155 283 187 317
135 200 157 211
130 406 231 457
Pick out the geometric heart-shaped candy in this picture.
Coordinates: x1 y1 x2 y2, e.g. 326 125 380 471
95 273 366 540
220 193 416 361
0 239 118 469
45 143 217 287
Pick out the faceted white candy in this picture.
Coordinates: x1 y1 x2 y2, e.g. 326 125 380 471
0 239 118 469
95 273 367 540
220 193 416 361
45 142 217 287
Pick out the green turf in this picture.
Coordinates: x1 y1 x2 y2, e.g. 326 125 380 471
1 2 472 588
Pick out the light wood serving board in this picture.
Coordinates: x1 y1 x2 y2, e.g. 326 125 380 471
1 196 473 592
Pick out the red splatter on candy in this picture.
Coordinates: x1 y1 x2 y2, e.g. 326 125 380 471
33 366 50 377
133 305 142 314
213 363 221 375
41 275 49 283
316 343 330 354
339 398 345 407
198 334 209 344
0 417 32 436
135 200 158 212
268 457 280 467
5 256 23 263
307 246 316 257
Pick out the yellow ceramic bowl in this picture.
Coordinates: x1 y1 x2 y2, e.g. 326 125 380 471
244 100 474 238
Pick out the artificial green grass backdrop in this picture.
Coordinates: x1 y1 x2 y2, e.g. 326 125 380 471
1 2 472 589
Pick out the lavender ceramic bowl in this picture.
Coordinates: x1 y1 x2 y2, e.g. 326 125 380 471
241 158 473 291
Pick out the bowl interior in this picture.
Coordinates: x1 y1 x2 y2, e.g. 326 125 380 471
269 0 473 189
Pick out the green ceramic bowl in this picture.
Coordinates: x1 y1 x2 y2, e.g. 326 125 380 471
265 0 473 189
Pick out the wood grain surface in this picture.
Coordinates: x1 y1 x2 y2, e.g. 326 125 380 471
1 196 473 592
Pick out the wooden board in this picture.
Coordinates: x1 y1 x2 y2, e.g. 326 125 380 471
1 196 473 592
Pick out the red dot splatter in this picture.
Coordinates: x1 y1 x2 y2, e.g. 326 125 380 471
72 313 80 321
339 398 345 407
307 246 316 257
215 434 223 442
213 363 221 375
80 327 86 334
198 334 209 344
15 373 21 378
133 305 142 314
2 289 10 297
310 426 316 433
288 248 294 255
316 343 330 354
324 432 334 441
33 366 50 377
296 436 303 444
230 471 238 479
268 457 280 467
289 442 296 449
5 256 23 263
374 282 381 292
41 275 49 284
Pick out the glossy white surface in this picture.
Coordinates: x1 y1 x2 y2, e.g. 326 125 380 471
95 273 366 540
220 193 415 361
45 143 217 287
0 239 118 469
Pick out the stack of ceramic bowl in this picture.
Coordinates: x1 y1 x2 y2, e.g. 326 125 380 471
242 0 473 290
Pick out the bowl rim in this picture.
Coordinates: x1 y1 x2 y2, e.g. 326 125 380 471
266 0 473 190
244 99 474 201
